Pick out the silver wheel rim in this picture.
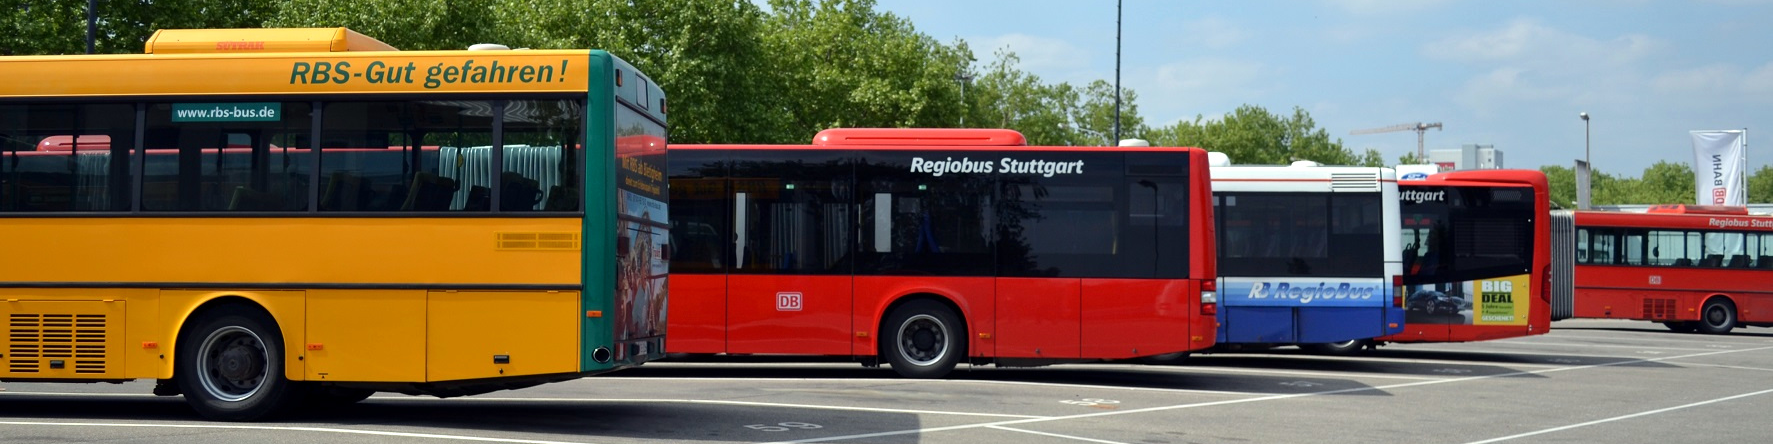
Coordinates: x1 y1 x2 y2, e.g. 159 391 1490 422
896 314 949 366
196 325 269 402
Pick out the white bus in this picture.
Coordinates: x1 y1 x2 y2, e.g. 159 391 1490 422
1207 157 1405 354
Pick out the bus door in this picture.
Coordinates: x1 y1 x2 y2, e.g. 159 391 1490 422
724 152 855 355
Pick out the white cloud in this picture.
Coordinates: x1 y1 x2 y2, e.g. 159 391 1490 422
970 33 1091 76
1652 62 1773 95
1425 18 1662 71
1140 58 1277 124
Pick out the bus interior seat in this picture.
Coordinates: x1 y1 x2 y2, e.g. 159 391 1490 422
1760 256 1773 269
463 185 491 211
227 186 283 211
1672 258 1693 267
1700 254 1724 267
500 172 542 211
320 171 373 211
543 185 579 211
1726 255 1750 268
402 172 459 211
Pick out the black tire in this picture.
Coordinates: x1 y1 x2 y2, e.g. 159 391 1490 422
880 300 965 379
175 305 303 421
1301 339 1369 355
1697 298 1737 335
1662 322 1697 333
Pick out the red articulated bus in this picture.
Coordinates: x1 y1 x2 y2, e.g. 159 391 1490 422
1554 204 1773 334
665 128 1219 378
1375 169 1552 346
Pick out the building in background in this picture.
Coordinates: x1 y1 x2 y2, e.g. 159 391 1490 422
1427 144 1504 172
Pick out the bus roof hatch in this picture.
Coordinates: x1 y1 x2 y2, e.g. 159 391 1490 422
145 28 398 54
813 128 1027 147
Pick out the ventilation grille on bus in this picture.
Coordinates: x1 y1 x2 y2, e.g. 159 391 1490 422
1643 298 1678 320
496 232 581 250
8 313 107 374
1330 173 1381 191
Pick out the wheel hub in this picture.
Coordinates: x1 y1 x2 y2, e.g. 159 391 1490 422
217 344 263 381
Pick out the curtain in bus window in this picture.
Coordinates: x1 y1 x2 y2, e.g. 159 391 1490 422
730 151 852 275
1647 230 1688 266
0 103 135 212
319 101 491 212
502 100 585 211
1703 232 1745 268
141 102 311 211
853 151 992 277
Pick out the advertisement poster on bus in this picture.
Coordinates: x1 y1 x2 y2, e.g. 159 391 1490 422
1403 274 1529 326
615 127 668 343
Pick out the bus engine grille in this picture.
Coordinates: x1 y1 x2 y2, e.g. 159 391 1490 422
1642 298 1678 320
8 313 108 374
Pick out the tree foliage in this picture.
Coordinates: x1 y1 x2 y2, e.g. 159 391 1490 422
3 0 277 55
1145 105 1382 167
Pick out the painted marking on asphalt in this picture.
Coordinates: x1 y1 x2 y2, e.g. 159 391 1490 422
765 345 1773 443
0 421 595 444
1461 387 1773 444
989 425 1130 444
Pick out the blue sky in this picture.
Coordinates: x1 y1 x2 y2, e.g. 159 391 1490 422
872 0 1773 175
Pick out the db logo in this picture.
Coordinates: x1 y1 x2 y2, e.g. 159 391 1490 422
1713 188 1727 204
1649 275 1662 285
777 292 803 311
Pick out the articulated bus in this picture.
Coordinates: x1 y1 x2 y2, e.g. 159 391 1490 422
1375 169 1550 346
0 28 669 420
666 128 1219 378
1553 204 1773 334
1207 160 1405 354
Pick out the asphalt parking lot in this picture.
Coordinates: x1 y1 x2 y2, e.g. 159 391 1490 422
3 319 1771 444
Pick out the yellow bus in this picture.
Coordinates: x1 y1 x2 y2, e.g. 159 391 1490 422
0 28 669 420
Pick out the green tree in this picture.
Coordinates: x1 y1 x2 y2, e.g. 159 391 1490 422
1750 166 1773 203
1145 104 1377 166
4 0 277 55
269 0 499 51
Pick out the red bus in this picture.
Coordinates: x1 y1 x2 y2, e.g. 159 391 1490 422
665 128 1219 378
1374 169 1552 346
1555 204 1773 334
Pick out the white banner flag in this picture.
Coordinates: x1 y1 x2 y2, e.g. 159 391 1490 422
1691 130 1747 206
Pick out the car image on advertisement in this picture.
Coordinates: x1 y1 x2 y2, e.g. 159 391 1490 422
1406 289 1464 316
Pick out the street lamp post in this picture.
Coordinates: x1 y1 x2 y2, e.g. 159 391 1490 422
1579 112 1591 210
955 70 972 127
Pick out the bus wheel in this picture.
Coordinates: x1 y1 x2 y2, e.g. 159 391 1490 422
881 300 965 379
1662 322 1697 333
1301 339 1369 356
1697 298 1737 335
175 305 301 421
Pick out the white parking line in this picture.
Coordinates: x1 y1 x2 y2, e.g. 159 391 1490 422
765 345 1773 443
1500 341 1727 351
989 425 1129 444
1172 365 1451 380
1543 333 1773 345
378 397 1049 419
0 421 595 444
1461 387 1773 444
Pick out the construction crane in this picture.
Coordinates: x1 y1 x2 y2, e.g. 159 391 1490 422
1351 122 1442 160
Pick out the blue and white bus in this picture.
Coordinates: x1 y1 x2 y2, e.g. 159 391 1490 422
1207 157 1405 354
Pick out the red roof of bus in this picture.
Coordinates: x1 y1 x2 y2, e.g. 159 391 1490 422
1401 169 1547 189
1575 209 1773 231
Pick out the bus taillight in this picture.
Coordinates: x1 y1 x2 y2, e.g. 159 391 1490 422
1392 275 1405 308
1201 280 1218 316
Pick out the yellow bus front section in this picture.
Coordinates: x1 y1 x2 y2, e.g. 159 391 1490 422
0 218 584 384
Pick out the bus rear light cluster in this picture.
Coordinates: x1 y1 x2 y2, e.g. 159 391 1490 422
1201 280 1218 316
1392 275 1405 308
